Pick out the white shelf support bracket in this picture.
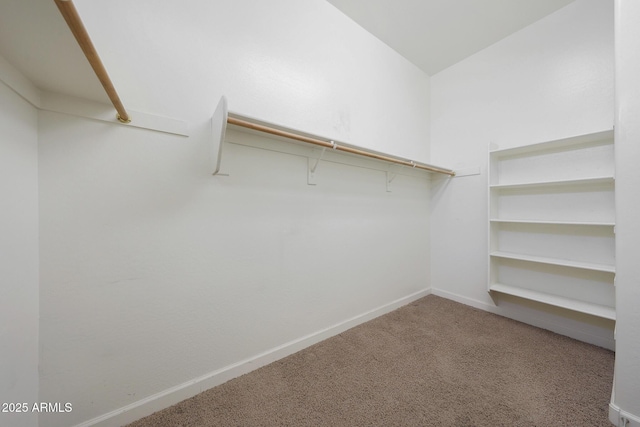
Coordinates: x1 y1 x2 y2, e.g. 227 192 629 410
386 165 399 192
211 96 228 176
308 147 327 185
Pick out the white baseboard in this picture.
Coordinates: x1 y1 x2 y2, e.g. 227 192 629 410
431 288 615 351
73 288 431 427
610 403 640 427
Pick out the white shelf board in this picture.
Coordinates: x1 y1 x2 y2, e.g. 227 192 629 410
490 176 614 190
490 251 615 273
490 219 615 227
489 130 614 158
489 283 616 320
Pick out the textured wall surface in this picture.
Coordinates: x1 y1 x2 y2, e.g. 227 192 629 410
37 112 432 426
74 0 432 162
0 78 39 427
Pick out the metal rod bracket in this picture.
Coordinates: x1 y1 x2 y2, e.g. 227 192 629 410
117 113 131 124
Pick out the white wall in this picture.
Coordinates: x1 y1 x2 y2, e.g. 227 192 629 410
74 0 431 163
0 76 39 426
36 1 433 426
429 0 615 349
612 0 640 424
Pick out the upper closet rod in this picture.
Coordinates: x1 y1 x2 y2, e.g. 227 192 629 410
54 0 131 123
226 116 456 176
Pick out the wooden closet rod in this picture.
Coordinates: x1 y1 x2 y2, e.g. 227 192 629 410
227 116 456 176
54 0 131 123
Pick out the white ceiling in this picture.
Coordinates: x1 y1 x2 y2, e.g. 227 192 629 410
326 0 575 75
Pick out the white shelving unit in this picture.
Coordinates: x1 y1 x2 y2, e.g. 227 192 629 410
488 130 616 320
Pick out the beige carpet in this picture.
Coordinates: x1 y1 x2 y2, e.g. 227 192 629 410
127 295 614 427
